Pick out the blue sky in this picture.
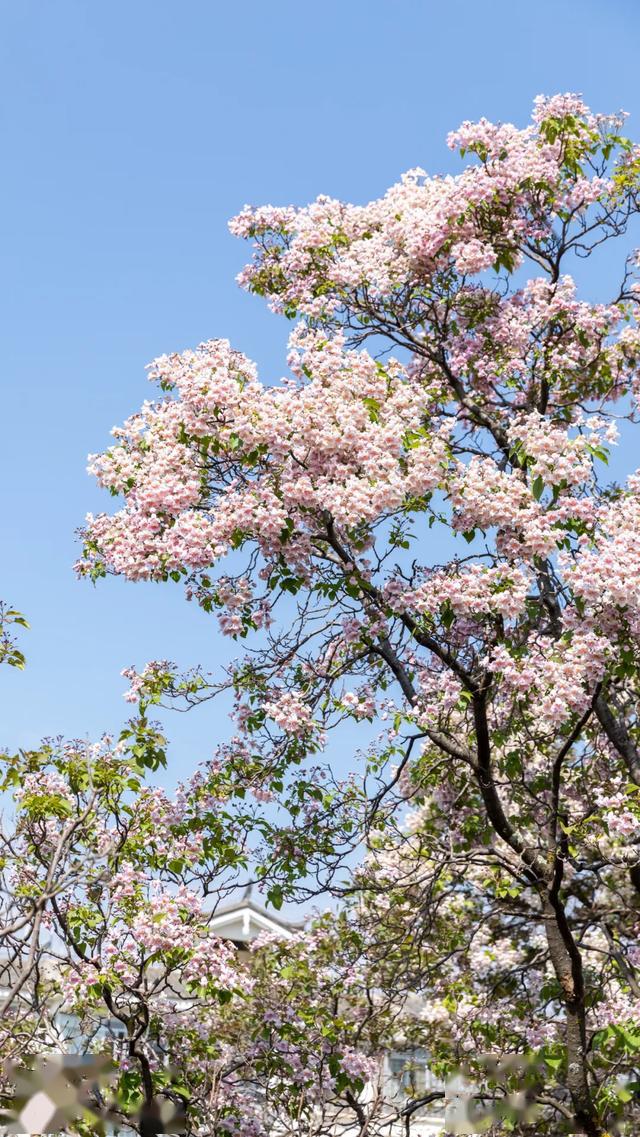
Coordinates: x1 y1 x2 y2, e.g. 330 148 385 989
2 0 638 784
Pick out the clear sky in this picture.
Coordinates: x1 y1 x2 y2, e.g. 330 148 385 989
2 0 639 784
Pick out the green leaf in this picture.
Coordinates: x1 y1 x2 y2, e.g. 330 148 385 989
268 885 284 910
532 474 544 501
441 601 455 630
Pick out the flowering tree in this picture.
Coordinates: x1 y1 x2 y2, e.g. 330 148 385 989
0 740 383 1136
77 93 640 1134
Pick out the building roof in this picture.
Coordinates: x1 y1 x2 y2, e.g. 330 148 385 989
208 885 306 944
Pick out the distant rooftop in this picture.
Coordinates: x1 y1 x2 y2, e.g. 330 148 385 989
209 884 306 945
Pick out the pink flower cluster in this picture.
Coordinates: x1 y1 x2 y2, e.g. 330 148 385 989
385 564 531 624
562 485 640 640
490 631 609 732
78 329 451 590
228 97 618 321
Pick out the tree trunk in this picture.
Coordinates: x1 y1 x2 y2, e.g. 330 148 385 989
543 898 603 1137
